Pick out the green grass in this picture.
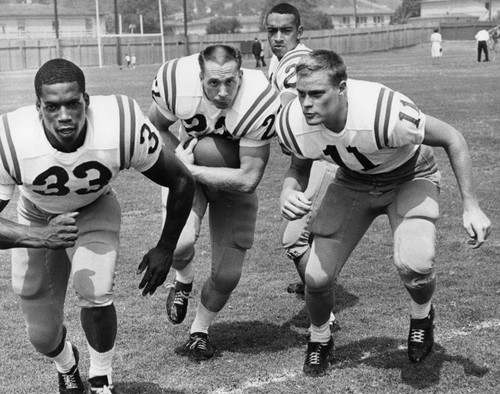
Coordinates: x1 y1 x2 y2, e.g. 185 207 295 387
0 41 499 393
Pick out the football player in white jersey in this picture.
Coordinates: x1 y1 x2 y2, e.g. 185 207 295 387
265 3 338 324
0 59 194 393
148 44 280 360
276 50 491 376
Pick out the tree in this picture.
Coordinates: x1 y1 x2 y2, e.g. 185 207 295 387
260 0 333 31
206 16 241 34
119 0 164 33
392 0 421 24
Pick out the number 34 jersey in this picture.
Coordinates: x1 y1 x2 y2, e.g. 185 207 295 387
277 79 428 174
151 53 280 148
0 95 161 214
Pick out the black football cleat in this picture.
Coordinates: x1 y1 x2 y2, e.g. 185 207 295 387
408 305 435 363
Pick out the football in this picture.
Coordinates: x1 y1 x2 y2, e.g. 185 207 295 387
192 135 240 168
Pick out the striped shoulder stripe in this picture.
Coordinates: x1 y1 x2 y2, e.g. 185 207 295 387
278 101 303 157
373 87 394 149
0 114 22 184
160 59 180 115
233 84 278 138
276 49 311 74
115 95 138 170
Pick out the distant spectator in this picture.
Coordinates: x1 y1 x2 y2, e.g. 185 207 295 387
475 29 489 62
430 28 442 65
131 53 137 69
252 37 263 68
125 53 131 69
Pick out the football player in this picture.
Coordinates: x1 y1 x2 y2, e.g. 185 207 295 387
0 58 194 393
148 44 280 360
265 2 338 327
276 50 491 376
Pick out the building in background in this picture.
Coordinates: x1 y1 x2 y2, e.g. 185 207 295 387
0 2 106 39
320 0 395 29
418 0 499 23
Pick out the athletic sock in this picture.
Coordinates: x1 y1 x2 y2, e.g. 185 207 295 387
190 303 217 334
175 263 194 285
52 340 76 373
87 344 114 384
309 321 331 343
410 300 432 320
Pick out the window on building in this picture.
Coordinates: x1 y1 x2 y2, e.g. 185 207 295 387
356 16 367 24
342 16 350 24
0 25 5 34
18 19 25 32
85 18 93 31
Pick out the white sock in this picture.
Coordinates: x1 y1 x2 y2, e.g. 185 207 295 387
175 263 194 284
329 312 336 324
309 321 331 343
52 340 76 373
87 344 114 385
190 303 217 334
410 300 432 319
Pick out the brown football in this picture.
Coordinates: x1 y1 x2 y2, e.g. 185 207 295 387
193 135 240 168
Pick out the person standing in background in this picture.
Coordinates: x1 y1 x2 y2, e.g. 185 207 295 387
475 29 490 62
252 37 263 67
430 28 442 65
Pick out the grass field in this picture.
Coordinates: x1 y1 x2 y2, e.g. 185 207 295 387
0 41 499 394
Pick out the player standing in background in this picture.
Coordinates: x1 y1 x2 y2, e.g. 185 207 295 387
265 3 338 329
277 50 491 376
149 44 280 360
0 59 194 393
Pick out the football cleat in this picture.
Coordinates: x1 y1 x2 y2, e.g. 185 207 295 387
87 375 116 394
58 344 85 394
286 281 305 295
408 305 435 363
303 336 334 377
175 332 216 361
165 281 192 324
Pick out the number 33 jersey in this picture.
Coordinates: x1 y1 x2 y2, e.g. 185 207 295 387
277 79 428 174
151 53 280 148
0 95 161 214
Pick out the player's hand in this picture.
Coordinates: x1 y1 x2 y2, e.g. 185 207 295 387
137 246 173 296
40 212 79 249
463 206 491 249
280 189 312 221
175 138 198 166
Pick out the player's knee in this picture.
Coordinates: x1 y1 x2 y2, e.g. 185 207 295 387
304 271 334 294
396 250 435 290
73 270 114 308
27 322 62 355
211 270 242 296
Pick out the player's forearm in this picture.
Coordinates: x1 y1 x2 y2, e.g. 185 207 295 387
187 164 263 194
445 136 479 209
0 218 47 249
158 175 195 252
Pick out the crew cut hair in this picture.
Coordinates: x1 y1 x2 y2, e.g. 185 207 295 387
296 49 348 87
265 3 301 28
34 58 85 99
198 45 242 75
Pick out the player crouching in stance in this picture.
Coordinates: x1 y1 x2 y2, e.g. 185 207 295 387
148 45 280 360
0 59 194 393
276 50 491 376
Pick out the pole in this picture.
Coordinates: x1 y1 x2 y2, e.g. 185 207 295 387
354 0 358 28
114 0 121 66
95 0 103 68
183 0 190 55
53 0 60 57
158 0 166 63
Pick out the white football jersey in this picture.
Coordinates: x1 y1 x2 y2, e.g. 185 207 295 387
268 43 311 96
277 79 427 174
0 95 162 213
151 53 280 148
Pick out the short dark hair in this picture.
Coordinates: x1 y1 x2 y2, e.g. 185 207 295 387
265 3 301 28
296 49 348 87
198 44 242 75
34 58 85 99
